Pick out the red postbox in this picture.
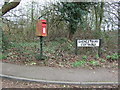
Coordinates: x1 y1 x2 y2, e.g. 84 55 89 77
36 20 47 36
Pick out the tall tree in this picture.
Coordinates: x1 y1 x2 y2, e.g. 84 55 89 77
56 2 94 40
94 2 104 33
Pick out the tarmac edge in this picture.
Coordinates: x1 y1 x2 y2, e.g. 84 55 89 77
0 74 119 85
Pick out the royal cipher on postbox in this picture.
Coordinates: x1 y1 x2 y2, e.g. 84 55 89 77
36 20 47 36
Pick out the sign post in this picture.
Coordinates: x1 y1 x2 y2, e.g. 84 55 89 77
36 19 47 60
98 39 102 57
75 39 102 57
75 39 78 55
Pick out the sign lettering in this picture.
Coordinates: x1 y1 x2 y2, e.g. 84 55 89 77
77 39 100 47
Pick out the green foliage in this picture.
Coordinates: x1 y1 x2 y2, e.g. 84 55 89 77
55 37 68 43
0 54 7 60
58 2 93 22
0 54 2 60
2 31 10 51
106 55 111 59
44 41 60 53
82 55 87 60
101 59 106 63
61 42 74 52
111 53 119 60
106 53 119 61
30 62 37 65
35 54 47 60
56 2 94 39
53 38 74 52
96 54 99 59
89 60 99 66
72 60 86 67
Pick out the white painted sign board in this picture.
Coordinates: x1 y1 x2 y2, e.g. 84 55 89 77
77 39 100 47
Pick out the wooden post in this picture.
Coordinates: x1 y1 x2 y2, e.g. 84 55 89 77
98 38 102 58
75 39 78 55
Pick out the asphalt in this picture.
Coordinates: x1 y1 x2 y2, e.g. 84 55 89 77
0 61 118 85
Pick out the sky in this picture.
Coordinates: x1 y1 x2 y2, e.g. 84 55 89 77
0 0 56 8
1 0 119 30
0 0 119 8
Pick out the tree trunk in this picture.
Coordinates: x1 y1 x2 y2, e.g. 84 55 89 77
68 31 73 40
98 2 104 32
68 23 74 40
94 5 99 31
94 2 104 38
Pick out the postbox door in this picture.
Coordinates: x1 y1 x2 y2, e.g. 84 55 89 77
42 26 47 36
42 27 46 34
41 21 47 36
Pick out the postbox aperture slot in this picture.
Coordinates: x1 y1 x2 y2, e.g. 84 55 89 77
42 22 46 24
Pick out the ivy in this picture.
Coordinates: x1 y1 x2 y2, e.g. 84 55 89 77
56 2 95 39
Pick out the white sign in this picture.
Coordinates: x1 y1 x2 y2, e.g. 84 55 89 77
77 39 100 47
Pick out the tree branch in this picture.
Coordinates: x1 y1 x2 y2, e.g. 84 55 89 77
104 10 119 20
2 0 21 16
